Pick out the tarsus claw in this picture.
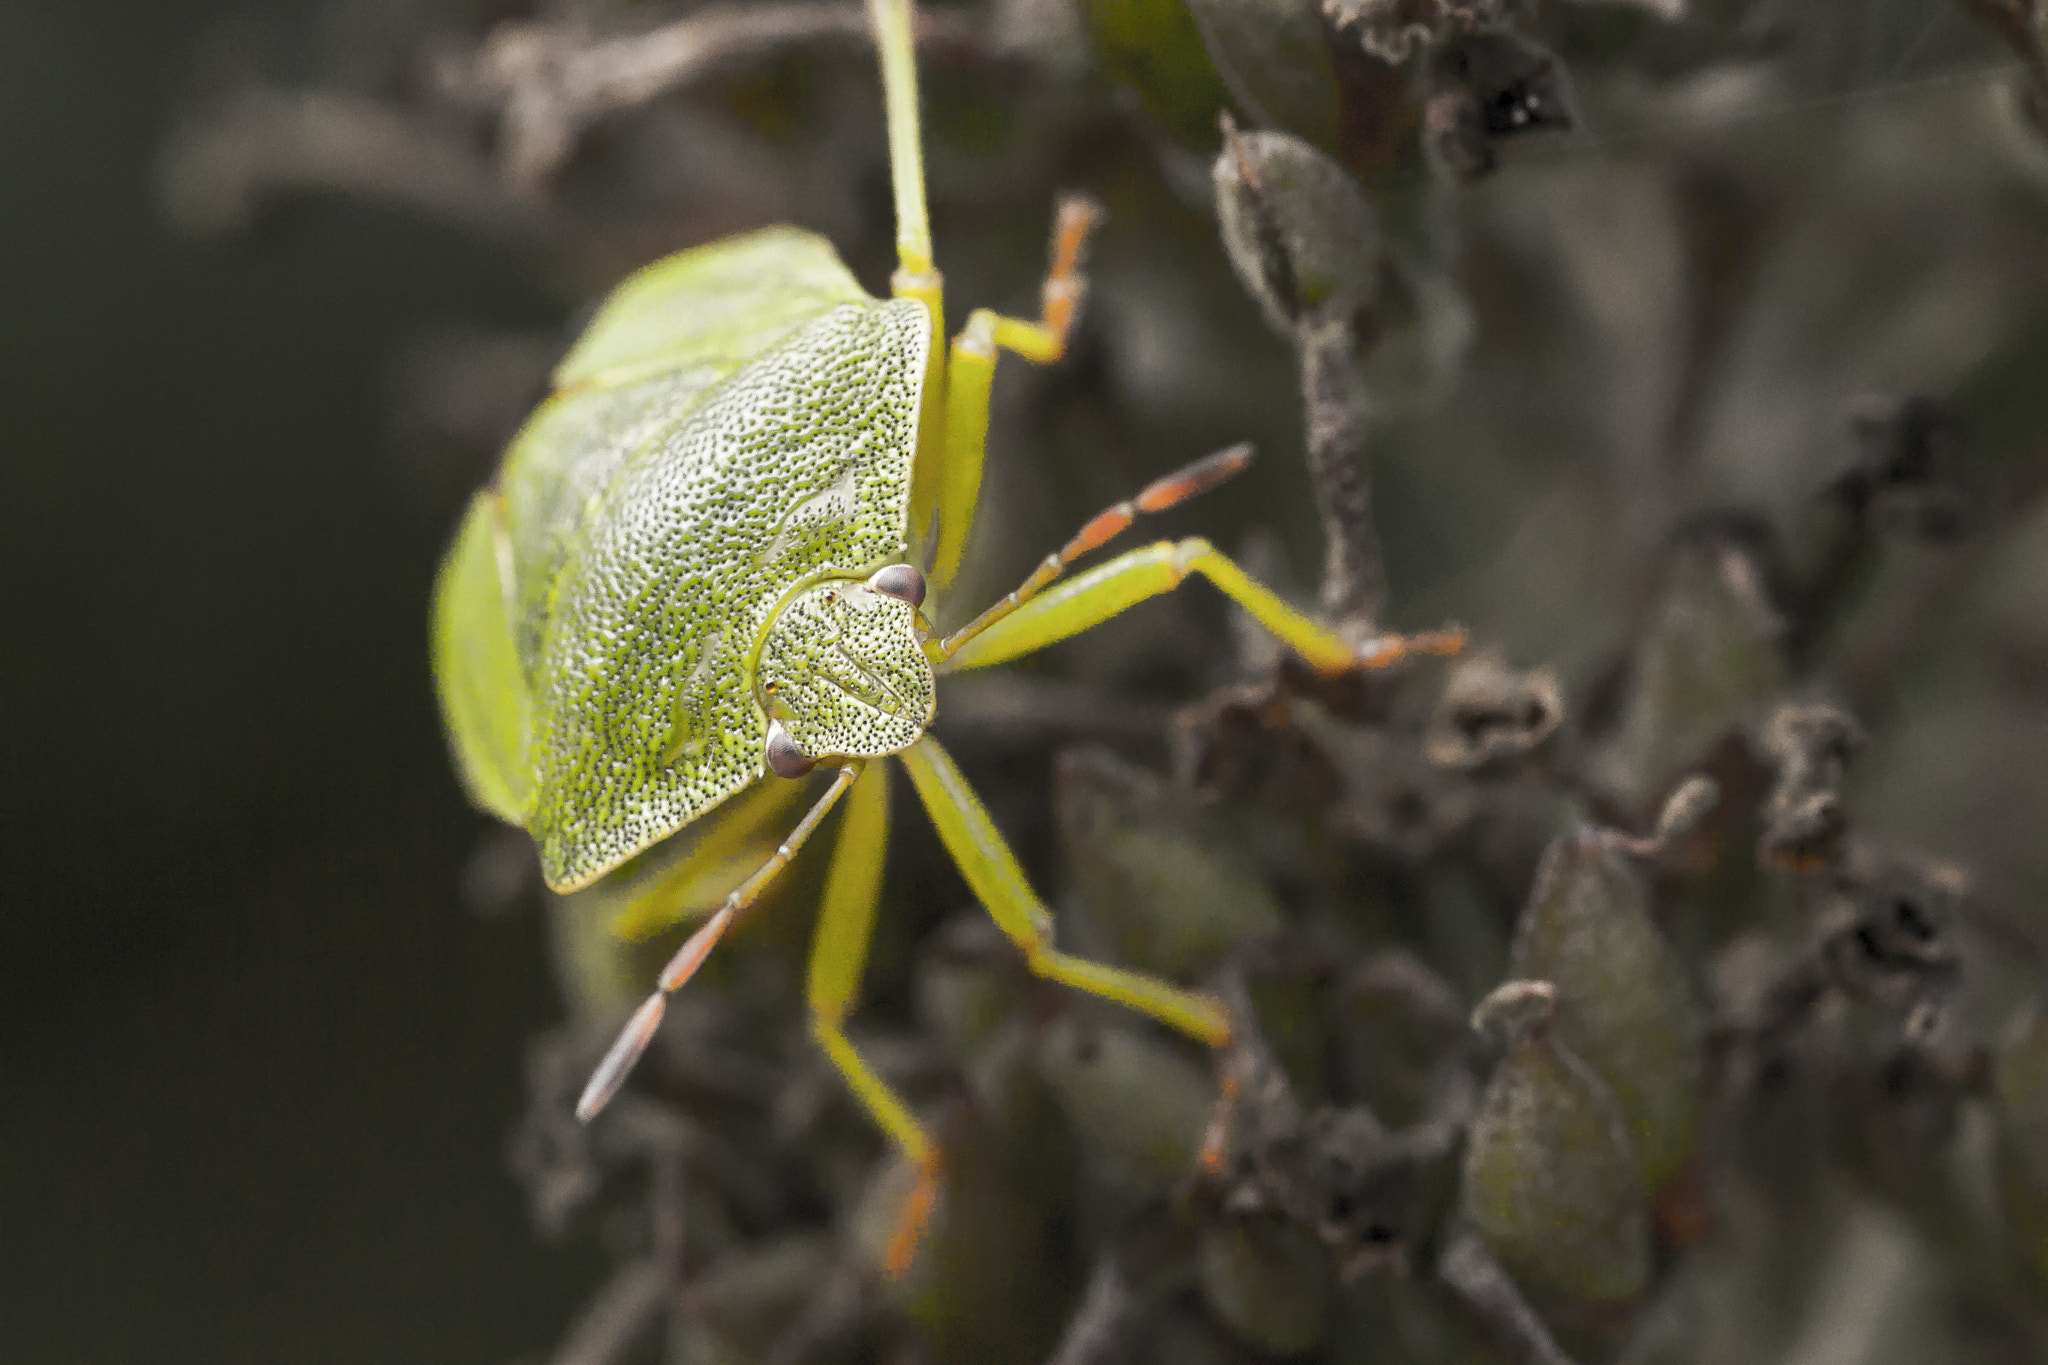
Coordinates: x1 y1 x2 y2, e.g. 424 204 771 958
1350 624 1468 672
884 1149 945 1279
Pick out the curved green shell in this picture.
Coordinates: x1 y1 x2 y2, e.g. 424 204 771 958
431 227 931 891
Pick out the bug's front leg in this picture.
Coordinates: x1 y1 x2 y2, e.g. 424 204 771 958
899 735 1231 1047
803 760 945 1278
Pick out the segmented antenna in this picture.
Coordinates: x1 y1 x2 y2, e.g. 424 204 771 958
934 443 1258 661
576 762 864 1121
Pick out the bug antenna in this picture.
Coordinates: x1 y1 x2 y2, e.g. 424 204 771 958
574 764 865 1123
934 443 1257 660
577 991 669 1121
867 0 932 277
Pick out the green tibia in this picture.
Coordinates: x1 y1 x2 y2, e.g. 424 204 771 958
756 578 935 761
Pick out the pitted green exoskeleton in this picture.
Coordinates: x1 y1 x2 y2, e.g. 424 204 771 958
431 0 1460 1276
758 570 936 771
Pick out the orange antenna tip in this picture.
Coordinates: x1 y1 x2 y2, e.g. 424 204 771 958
1134 442 1255 514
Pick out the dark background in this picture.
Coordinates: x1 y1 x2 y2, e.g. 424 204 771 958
1 3 587 1360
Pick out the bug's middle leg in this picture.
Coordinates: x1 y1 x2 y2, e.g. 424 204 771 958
923 198 1101 594
899 734 1231 1048
804 759 942 1277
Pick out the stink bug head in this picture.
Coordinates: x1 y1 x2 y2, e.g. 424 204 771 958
756 572 937 765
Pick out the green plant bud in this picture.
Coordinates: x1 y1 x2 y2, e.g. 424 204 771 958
1213 124 1382 335
1185 0 1340 149
1510 829 1705 1190
1056 747 1284 977
1198 1216 1334 1355
1034 1012 1217 1187
1461 980 1652 1304
1994 1000 2048 1285
1599 531 1787 805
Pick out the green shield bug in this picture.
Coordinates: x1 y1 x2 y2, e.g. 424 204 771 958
430 0 1461 1275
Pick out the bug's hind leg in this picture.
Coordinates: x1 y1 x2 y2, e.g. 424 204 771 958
805 760 943 1277
925 198 1101 593
900 735 1231 1047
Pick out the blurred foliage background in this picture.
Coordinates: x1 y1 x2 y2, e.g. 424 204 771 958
10 0 2048 1361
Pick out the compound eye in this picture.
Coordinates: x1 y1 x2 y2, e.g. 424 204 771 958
763 720 816 779
867 563 927 608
